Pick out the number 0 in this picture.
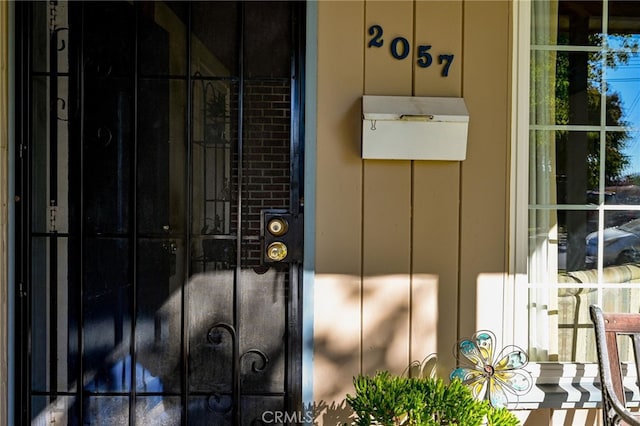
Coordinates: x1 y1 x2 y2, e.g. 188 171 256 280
390 37 410 60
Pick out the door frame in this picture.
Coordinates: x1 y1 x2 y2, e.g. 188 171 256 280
2 2 14 425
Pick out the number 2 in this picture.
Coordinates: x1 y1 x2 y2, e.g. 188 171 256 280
368 25 383 48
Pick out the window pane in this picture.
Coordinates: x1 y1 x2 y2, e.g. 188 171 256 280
557 0 603 47
188 271 234 393
136 238 184 393
529 209 560 279
84 396 129 425
530 55 557 127
529 0 640 363
555 51 602 126
139 2 188 77
31 395 75 425
586 211 640 267
605 48 640 128
244 2 292 78
603 132 640 208
191 2 239 77
83 78 133 235
137 79 187 235
529 130 602 206
559 209 591 272
558 131 601 204
83 237 131 392
557 288 597 362
191 80 238 240
188 396 232 425
609 2 640 39
602 287 640 363
136 396 181 425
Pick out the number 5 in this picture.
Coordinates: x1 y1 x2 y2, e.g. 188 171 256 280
416 45 432 68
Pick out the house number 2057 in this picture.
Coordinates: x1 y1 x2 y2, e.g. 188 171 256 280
368 24 455 77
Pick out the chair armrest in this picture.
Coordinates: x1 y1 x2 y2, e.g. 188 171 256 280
609 400 640 426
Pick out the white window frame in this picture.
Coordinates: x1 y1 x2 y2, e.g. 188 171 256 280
510 0 529 352
508 0 640 409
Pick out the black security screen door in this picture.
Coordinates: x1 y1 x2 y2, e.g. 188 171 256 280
14 1 305 424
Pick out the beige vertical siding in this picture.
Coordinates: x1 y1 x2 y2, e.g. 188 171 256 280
458 0 512 341
315 0 462 406
314 0 365 407
362 0 413 376
412 0 463 377
314 0 513 419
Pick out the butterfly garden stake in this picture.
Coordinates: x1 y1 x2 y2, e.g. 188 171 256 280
450 330 533 408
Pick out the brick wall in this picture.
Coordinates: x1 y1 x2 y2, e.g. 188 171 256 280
194 79 292 271
238 80 291 267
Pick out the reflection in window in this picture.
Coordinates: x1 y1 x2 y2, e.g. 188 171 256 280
529 0 640 362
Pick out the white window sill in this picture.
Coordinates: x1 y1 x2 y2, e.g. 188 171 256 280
513 362 640 409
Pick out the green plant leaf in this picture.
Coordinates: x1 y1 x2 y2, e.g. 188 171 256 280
346 372 520 426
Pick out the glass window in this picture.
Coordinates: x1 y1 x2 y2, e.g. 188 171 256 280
528 0 640 363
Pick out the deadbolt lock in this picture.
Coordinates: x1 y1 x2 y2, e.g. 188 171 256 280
267 217 288 236
261 210 303 264
266 241 288 262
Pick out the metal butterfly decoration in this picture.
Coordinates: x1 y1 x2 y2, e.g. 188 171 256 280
450 330 532 408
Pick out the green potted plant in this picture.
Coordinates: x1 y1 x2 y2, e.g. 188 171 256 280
346 371 519 426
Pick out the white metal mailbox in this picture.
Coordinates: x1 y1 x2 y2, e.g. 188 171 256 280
362 95 469 161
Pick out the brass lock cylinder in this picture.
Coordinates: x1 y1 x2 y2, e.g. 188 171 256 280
266 241 288 262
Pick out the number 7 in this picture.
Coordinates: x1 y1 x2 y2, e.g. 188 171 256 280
438 54 454 77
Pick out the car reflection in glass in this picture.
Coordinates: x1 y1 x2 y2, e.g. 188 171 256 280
586 218 640 267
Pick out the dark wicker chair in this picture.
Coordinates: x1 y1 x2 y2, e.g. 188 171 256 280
590 304 640 425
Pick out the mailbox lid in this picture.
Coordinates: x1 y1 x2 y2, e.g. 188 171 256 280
362 95 469 122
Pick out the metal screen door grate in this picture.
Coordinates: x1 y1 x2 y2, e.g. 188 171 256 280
14 2 305 424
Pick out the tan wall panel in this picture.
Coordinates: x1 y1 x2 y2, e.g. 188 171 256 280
313 275 363 407
361 164 412 375
316 1 364 275
362 161 412 276
314 0 364 408
0 2 8 424
363 1 413 95
409 273 439 369
412 163 460 373
459 1 511 337
362 0 413 375
314 0 519 418
414 0 463 97
411 0 463 373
